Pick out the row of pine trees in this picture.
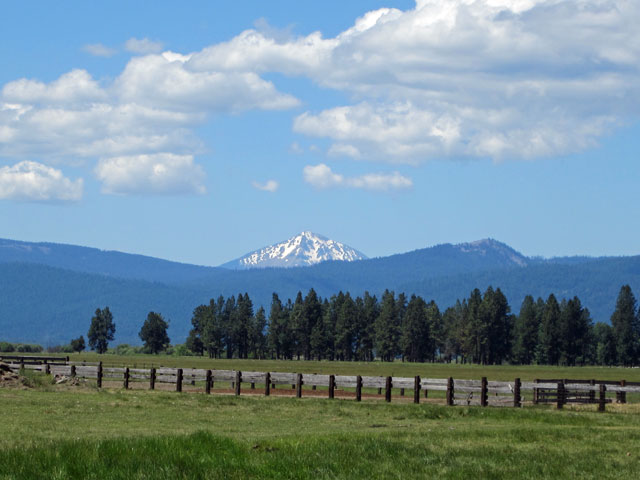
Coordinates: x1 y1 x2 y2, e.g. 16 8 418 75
185 285 640 366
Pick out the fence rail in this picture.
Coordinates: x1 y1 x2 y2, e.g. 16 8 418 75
6 361 638 411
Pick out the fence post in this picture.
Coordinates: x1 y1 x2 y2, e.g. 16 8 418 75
446 377 454 406
150 367 156 390
251 382 255 390
377 387 382 395
265 372 271 396
385 376 392 403
123 367 129 390
481 377 488 407
533 378 539 405
176 368 183 393
356 375 363 402
514 378 521 408
235 371 242 396
414 376 421 404
296 373 303 398
400 388 405 397
556 381 564 409
620 380 627 404
69 364 76 379
95 362 102 388
45 363 51 376
206 370 212 394
329 375 335 399
599 384 606 412
589 379 596 404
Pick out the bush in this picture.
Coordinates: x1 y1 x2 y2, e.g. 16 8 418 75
13 343 43 353
0 341 15 352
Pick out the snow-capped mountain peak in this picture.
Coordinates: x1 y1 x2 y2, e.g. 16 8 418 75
220 231 368 269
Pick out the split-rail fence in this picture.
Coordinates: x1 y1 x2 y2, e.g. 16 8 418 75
5 359 640 412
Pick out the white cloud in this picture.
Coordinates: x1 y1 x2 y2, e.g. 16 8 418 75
95 154 206 195
189 0 640 162
2 69 106 105
83 43 117 58
252 179 279 192
303 163 412 191
125 37 164 55
0 49 300 194
115 52 299 113
0 161 83 202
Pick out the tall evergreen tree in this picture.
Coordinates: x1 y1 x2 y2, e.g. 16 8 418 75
511 295 540 365
425 300 442 362
250 306 267 359
301 288 322 360
400 295 429 362
610 285 640 366
139 311 170 354
335 292 357 360
594 322 617 366
536 294 561 365
202 299 224 358
375 290 398 362
87 307 116 354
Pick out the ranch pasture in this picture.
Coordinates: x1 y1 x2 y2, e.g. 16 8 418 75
1 356 640 479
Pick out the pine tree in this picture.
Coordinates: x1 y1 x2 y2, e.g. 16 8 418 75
186 304 208 355
400 295 429 362
250 307 267 359
267 293 285 359
610 285 640 366
425 300 442 362
301 288 322 360
511 295 539 365
335 292 357 361
536 294 561 365
374 290 398 362
139 311 170 354
358 292 379 362
87 307 116 354
594 322 617 366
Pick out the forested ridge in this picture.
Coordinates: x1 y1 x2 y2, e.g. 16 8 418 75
2 238 640 345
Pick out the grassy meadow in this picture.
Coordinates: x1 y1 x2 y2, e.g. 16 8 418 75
1 359 640 479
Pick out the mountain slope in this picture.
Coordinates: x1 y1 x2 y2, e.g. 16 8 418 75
220 231 367 269
0 238 219 284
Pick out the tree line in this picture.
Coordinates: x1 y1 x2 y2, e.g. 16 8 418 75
184 285 640 366
6 284 638 366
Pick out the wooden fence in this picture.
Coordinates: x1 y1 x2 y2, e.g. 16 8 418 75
7 362 640 411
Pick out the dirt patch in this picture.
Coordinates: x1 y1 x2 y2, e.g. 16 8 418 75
0 362 26 388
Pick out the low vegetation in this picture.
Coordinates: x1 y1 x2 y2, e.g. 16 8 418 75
1 371 640 479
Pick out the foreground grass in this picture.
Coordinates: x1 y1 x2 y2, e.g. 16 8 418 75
60 353 640 383
2 382 640 479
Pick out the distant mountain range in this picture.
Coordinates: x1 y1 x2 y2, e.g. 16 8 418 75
220 231 367 269
1 235 638 346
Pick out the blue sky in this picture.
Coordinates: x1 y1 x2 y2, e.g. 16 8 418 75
1 0 639 266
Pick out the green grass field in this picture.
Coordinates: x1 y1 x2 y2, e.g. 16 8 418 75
2 361 640 479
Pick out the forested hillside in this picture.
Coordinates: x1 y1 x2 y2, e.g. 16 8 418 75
1 252 640 345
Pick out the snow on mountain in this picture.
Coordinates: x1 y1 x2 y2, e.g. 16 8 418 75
220 231 368 269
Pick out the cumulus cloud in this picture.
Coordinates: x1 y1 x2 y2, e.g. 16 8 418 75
83 43 117 57
116 52 299 113
0 47 300 195
125 37 164 54
95 154 206 195
189 0 640 162
252 179 279 192
0 161 83 202
303 163 412 191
